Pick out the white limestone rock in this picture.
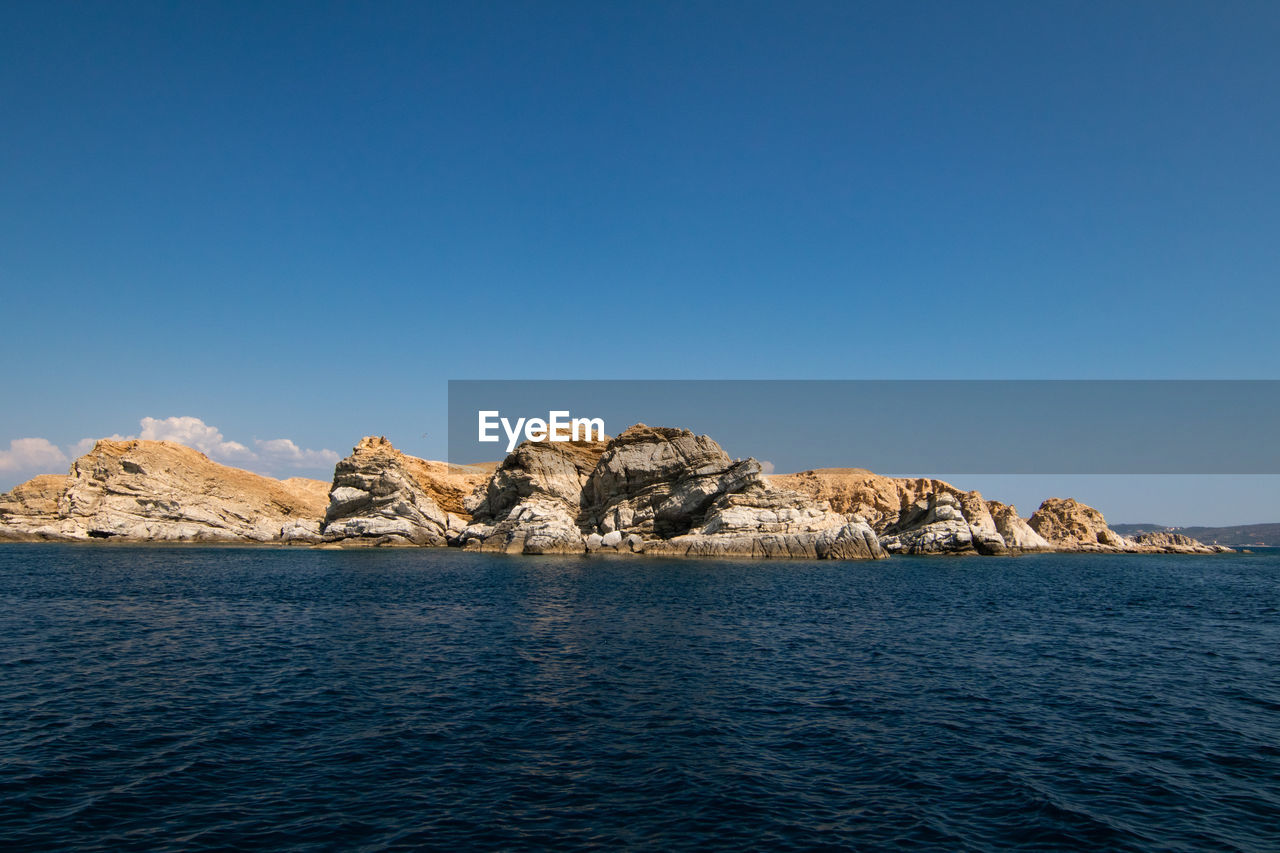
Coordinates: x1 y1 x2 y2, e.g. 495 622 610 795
321 437 451 546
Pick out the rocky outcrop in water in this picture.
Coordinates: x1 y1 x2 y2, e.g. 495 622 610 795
878 492 980 555
0 430 1229 559
584 426 767 537
772 469 1051 555
987 501 1053 551
640 476 883 559
0 440 329 542
1027 497 1130 551
460 425 884 560
1127 531 1233 554
320 436 488 546
1022 498 1231 553
583 426 878 559
459 439 607 554
589 426 884 559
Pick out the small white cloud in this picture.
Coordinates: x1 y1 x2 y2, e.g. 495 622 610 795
0 438 69 473
758 459 776 475
255 438 340 467
137 415 254 462
10 417 340 483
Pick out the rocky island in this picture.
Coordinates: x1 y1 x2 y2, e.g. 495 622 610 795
0 425 1232 558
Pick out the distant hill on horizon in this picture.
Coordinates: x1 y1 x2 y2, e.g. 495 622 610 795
1112 522 1280 547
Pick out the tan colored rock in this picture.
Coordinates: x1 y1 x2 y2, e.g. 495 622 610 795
772 469 1025 554
1027 498 1129 551
1129 531 1233 554
987 501 1052 551
0 440 328 542
0 474 69 539
769 468 955 530
321 436 480 546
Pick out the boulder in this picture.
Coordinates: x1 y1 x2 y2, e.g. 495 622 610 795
281 519 323 543
1028 497 1130 551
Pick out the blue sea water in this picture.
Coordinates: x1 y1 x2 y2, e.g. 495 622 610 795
0 545 1277 852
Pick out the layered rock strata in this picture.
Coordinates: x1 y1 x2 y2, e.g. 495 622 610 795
0 440 328 542
320 436 487 546
460 425 884 560
459 439 607 554
772 468 1052 555
0 432 1231 558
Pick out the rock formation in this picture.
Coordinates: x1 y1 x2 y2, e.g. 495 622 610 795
459 425 885 560
769 468 947 530
986 501 1053 551
1022 498 1231 553
640 477 883 559
0 440 328 542
1027 497 1130 551
0 430 1230 559
459 439 607 554
591 427 882 559
583 425 765 539
771 468 1050 555
1127 531 1233 554
878 492 980 554
320 436 488 546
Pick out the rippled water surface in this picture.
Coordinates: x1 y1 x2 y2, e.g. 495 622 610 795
1 545 1278 851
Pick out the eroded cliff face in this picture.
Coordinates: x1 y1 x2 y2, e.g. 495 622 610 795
0 440 328 542
0 431 1230 558
459 439 608 554
1027 497 1129 551
0 475 68 534
987 501 1053 551
457 425 884 560
320 436 489 546
585 426 881 559
769 468 1051 555
583 425 763 539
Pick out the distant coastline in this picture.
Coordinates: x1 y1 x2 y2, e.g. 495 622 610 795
1111 522 1280 547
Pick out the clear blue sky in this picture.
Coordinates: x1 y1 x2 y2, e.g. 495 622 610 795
2 1 1278 523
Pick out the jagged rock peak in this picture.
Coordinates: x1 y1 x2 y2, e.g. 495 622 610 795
321 435 487 546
